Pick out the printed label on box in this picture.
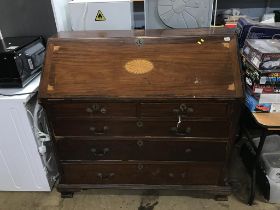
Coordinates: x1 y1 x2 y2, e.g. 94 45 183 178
271 104 280 112
252 56 261 68
28 59 34 70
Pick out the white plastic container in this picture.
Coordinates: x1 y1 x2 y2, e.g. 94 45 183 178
68 0 133 31
266 175 280 204
0 76 57 191
262 153 280 183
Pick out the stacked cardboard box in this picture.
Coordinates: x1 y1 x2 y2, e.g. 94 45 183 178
237 17 280 48
242 39 280 113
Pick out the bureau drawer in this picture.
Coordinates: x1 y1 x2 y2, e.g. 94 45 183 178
141 102 227 118
53 118 229 138
48 103 136 117
60 162 223 185
57 139 227 161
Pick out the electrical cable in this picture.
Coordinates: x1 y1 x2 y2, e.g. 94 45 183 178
27 103 55 172
0 91 37 97
26 110 41 133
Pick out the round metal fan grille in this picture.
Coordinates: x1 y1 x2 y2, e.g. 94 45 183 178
158 0 213 29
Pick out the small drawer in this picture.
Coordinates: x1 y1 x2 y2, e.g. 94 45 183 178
140 102 227 118
48 102 136 117
60 162 223 185
53 118 229 138
57 138 227 161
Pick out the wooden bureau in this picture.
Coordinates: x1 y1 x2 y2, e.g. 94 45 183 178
39 29 243 198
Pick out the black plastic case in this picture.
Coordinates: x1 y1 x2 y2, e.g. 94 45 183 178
0 36 45 88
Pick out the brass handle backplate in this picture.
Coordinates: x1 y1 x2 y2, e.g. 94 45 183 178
91 147 110 157
171 126 191 136
89 126 108 135
173 104 194 114
97 172 115 180
86 104 107 114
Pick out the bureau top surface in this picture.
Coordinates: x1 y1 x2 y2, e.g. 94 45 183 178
39 28 243 100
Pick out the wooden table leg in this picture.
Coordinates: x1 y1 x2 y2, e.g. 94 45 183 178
248 129 267 205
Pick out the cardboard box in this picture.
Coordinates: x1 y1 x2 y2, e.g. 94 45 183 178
244 64 280 93
243 39 280 71
245 89 272 112
236 17 280 48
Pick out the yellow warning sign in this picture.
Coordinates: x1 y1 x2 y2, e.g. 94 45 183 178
95 10 106 21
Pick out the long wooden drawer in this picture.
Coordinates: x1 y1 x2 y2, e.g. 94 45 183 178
53 118 229 138
60 162 223 185
47 102 228 119
140 102 227 118
48 102 137 117
57 138 227 161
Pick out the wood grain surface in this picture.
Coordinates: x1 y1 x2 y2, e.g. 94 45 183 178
39 29 243 198
39 28 242 100
253 113 280 129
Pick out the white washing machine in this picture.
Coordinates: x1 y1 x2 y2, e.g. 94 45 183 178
0 75 57 191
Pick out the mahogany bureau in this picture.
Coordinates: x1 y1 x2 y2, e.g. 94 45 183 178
39 29 243 198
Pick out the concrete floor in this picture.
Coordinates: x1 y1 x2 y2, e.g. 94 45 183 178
1 141 280 210
0 189 280 210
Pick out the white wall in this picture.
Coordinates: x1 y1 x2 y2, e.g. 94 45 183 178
51 0 72 32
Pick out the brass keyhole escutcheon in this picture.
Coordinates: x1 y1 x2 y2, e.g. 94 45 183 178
136 121 143 128
137 140 144 147
135 38 144 47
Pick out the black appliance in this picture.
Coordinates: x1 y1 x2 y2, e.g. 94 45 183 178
0 36 45 87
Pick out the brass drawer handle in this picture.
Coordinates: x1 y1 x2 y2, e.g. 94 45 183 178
90 148 110 157
173 104 194 114
97 172 115 180
86 104 107 114
138 164 144 170
89 126 108 135
171 127 191 136
100 107 107 114
180 103 187 111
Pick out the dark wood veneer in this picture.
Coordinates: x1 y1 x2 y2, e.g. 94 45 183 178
57 138 227 161
60 162 223 185
53 117 229 138
39 28 243 198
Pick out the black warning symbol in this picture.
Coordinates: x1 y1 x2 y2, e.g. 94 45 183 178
95 10 106 21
